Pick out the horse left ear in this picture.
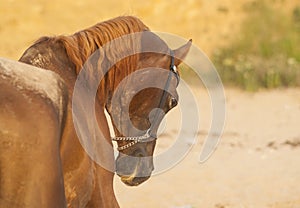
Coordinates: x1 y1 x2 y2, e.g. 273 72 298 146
173 39 192 66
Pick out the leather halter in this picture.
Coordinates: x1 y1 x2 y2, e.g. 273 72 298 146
112 51 179 151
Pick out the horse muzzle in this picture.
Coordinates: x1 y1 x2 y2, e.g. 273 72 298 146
116 149 154 186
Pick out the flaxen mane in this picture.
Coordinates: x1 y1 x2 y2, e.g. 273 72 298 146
35 16 149 74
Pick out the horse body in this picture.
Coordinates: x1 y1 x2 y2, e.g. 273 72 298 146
0 58 67 207
15 16 191 207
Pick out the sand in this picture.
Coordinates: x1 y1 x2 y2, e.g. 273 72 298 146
115 88 300 208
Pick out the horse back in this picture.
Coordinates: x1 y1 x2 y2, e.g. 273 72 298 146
0 58 68 208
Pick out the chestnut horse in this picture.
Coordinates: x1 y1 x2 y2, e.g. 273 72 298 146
18 16 191 207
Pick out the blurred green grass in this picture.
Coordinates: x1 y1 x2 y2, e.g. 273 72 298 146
212 1 300 90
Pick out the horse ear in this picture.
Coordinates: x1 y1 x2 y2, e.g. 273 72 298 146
173 39 192 66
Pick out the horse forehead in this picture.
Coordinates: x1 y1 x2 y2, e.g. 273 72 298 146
0 58 67 122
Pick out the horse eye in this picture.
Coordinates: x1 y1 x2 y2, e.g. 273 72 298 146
169 97 178 109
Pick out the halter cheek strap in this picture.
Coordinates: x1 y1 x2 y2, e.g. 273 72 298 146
170 51 179 85
112 50 179 151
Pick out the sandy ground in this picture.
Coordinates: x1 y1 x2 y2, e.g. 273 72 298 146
115 87 300 208
1 0 300 207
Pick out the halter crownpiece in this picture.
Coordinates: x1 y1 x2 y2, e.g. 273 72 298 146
111 50 179 151
169 50 180 85
171 65 177 73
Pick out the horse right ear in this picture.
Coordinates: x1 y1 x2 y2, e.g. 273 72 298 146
173 39 192 66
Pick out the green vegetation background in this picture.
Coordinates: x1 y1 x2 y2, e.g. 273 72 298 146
211 1 300 90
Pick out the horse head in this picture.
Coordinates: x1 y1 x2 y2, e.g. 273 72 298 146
107 32 192 186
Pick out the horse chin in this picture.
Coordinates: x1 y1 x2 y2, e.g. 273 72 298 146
117 164 153 186
116 155 154 186
120 175 150 186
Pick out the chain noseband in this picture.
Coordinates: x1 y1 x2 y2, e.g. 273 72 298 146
111 51 179 151
112 129 151 151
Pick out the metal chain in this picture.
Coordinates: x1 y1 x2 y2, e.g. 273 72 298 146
111 129 151 151
114 141 138 151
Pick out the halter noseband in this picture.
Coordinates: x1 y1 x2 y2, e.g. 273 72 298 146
112 51 179 151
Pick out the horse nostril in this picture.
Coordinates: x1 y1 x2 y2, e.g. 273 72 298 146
133 148 147 158
136 152 144 157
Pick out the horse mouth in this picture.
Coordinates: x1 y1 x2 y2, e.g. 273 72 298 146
116 155 153 186
120 175 150 186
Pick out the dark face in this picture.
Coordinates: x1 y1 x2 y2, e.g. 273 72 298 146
109 34 192 186
115 86 179 186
